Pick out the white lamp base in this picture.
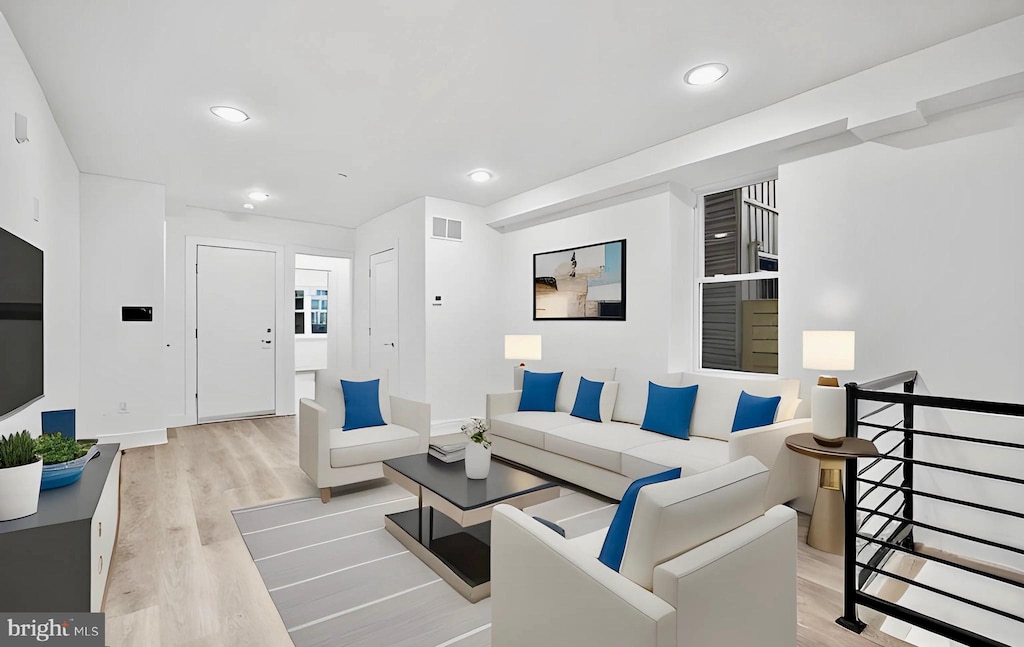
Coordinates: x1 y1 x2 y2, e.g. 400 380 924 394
811 384 847 440
513 365 525 390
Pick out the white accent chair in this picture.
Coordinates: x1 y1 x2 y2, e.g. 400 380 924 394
299 369 430 503
491 457 797 647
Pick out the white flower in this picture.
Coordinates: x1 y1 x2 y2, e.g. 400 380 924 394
462 417 491 448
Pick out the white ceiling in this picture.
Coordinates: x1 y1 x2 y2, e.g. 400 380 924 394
2 1 1022 228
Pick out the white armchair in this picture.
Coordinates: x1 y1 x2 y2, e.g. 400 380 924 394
491 457 797 647
299 369 430 503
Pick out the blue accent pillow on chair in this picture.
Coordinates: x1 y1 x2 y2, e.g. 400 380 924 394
340 379 387 430
640 383 698 439
570 377 604 422
731 391 782 432
599 468 683 571
518 371 562 412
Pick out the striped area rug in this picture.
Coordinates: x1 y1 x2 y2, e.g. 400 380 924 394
232 478 615 647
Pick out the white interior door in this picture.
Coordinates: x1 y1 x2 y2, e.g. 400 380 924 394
369 248 399 386
197 245 277 422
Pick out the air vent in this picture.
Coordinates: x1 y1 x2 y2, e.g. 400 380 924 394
431 217 463 242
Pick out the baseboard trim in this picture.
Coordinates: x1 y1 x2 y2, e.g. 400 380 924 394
94 427 168 450
430 419 469 437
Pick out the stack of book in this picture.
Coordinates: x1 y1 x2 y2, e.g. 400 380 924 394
428 441 467 463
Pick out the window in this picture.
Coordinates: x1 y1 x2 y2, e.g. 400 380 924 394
294 277 329 336
697 178 779 374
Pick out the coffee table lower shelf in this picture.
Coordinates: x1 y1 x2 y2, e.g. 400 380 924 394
384 507 491 603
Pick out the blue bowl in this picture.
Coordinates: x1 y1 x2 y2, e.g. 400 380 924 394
40 443 100 490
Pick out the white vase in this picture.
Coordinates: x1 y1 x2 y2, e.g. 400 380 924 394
0 457 43 522
465 441 491 479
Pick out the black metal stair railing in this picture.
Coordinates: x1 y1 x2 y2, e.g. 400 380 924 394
836 370 1024 647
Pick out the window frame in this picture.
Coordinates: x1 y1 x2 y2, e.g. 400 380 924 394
693 172 780 377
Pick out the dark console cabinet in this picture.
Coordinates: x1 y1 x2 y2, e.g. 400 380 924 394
0 444 121 612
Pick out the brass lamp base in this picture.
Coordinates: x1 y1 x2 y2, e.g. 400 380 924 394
817 375 840 387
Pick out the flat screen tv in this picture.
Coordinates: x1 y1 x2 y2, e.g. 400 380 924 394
0 226 43 418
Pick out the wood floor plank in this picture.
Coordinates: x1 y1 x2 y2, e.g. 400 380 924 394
153 430 222 645
105 415 913 647
104 446 160 618
105 605 161 647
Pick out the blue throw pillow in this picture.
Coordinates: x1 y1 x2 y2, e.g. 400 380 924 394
518 370 562 412
731 391 782 432
599 468 682 571
640 383 698 440
340 379 386 430
570 377 604 422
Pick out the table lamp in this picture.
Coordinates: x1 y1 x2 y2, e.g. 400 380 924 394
803 331 855 447
505 334 542 390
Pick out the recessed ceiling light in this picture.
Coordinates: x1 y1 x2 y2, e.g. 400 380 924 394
210 106 250 122
243 203 255 210
468 169 493 183
248 191 270 201
684 63 729 86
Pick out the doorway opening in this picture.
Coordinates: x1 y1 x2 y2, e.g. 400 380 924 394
294 253 353 412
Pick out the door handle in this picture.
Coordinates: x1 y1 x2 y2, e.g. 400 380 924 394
383 343 395 347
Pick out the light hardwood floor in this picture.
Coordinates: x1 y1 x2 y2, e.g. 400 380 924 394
104 416 910 647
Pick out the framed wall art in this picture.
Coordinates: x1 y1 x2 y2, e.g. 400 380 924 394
533 239 625 320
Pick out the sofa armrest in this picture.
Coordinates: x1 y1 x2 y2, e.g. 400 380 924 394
299 398 331 487
729 418 812 507
390 396 431 454
486 391 522 419
491 505 675 647
652 505 796 647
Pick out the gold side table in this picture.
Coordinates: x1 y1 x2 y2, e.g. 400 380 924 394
785 433 879 555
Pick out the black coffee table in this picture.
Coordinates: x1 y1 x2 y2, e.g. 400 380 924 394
382 453 558 602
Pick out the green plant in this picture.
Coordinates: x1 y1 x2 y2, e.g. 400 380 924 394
0 430 39 469
461 417 491 449
34 433 92 465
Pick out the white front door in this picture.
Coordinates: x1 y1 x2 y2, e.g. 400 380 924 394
369 248 399 386
197 245 277 423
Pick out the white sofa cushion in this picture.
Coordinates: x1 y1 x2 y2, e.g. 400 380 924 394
569 527 607 558
619 456 769 590
544 422 665 473
328 424 419 468
490 411 580 448
681 372 799 441
611 370 684 425
555 368 617 414
620 437 731 479
315 369 393 429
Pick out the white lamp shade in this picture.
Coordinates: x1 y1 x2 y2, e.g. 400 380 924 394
504 334 542 361
803 331 855 371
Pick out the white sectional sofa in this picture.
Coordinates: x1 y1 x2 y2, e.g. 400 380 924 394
486 368 811 504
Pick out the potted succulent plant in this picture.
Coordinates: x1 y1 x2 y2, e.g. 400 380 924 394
0 430 43 522
35 433 99 490
461 417 492 479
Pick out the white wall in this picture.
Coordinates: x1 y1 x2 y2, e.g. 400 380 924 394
424 198 505 423
164 205 355 427
353 198 427 401
780 121 1024 568
0 13 81 436
498 188 692 376
79 173 165 442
